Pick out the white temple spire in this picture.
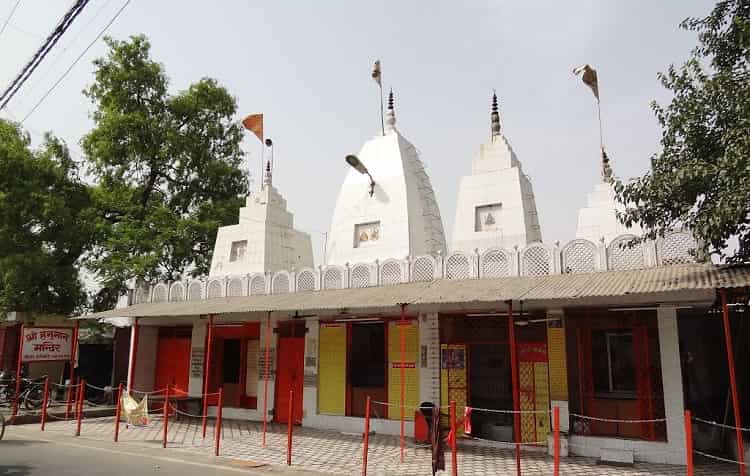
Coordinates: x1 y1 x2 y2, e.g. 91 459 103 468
491 91 501 141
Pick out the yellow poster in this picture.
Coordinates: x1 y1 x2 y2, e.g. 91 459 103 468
547 327 568 401
318 324 346 415
388 320 419 421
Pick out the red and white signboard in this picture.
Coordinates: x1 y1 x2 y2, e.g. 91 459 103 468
22 327 74 362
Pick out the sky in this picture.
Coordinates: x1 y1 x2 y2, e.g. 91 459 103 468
0 0 717 265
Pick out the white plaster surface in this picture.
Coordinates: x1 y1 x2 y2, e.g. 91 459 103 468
451 134 542 252
210 185 313 277
326 130 446 266
575 182 641 245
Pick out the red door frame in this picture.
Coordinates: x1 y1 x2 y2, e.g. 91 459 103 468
206 322 260 408
153 327 192 393
274 321 306 424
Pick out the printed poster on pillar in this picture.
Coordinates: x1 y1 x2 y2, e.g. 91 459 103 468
22 327 74 362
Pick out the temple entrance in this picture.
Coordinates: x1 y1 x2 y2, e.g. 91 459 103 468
154 327 191 394
347 322 387 417
275 321 305 424
468 343 513 441
208 323 260 408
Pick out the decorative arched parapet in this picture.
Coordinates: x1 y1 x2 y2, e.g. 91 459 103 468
350 263 376 288
322 265 344 290
134 286 149 304
207 279 224 299
296 268 317 292
151 283 168 303
607 234 646 271
560 239 599 274
520 242 553 277
479 248 512 278
187 280 203 300
380 259 406 285
444 251 475 280
169 282 185 302
272 271 291 294
249 274 267 296
226 277 245 297
411 255 437 282
658 230 699 265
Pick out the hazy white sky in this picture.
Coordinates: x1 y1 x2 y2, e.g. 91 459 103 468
0 0 715 264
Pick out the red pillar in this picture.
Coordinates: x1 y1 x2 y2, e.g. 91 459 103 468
399 303 407 464
507 301 522 476
114 383 123 442
40 376 49 431
162 384 170 448
215 386 224 456
450 400 458 476
75 378 85 436
720 290 745 476
286 389 293 466
202 314 214 438
553 405 560 476
362 396 371 476
11 324 24 420
68 321 79 410
262 312 271 447
127 319 140 393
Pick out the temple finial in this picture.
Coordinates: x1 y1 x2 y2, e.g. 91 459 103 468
385 88 396 131
601 148 613 183
263 160 272 188
491 90 501 141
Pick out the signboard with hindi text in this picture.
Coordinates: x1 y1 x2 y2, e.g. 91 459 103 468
22 327 74 362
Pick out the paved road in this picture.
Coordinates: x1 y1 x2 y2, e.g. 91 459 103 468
0 426 322 476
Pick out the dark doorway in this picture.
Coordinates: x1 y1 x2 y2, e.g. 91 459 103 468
469 343 513 441
348 323 386 417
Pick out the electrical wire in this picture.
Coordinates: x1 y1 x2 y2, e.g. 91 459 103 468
0 0 91 111
0 0 22 41
21 0 131 123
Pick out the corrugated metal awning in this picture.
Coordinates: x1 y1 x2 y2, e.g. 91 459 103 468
80 263 750 320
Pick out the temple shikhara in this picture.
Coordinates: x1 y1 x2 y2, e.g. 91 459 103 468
84 82 750 469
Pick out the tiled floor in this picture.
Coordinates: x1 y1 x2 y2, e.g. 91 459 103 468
38 416 739 475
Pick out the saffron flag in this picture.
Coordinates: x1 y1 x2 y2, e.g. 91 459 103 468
371 60 382 86
242 114 263 142
572 64 599 101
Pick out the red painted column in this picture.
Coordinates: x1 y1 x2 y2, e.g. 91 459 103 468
202 314 214 438
114 383 123 442
262 312 271 447
553 405 560 476
11 324 24 421
215 387 224 456
399 303 407 464
720 290 745 476
286 389 294 466
75 378 85 436
450 400 458 476
362 396 371 476
507 301 522 476
162 384 170 448
40 376 49 431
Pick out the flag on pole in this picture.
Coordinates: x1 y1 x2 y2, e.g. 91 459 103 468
242 113 263 142
572 64 599 101
371 60 382 86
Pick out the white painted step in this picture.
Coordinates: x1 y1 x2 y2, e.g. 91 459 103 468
599 447 634 466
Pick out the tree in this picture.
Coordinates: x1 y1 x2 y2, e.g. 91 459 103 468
0 120 94 315
616 0 750 263
83 35 249 310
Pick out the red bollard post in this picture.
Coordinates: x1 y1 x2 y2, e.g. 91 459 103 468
162 384 170 448
40 376 49 431
287 390 294 466
75 379 85 436
114 383 123 442
450 401 458 476
362 396 371 476
685 410 694 476
553 406 560 476
214 387 224 456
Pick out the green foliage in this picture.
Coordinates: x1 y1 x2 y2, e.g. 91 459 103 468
0 120 94 315
616 0 750 263
83 35 249 310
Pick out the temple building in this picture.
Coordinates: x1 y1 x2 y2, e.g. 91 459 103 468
209 163 313 278
325 91 446 267
451 93 542 253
